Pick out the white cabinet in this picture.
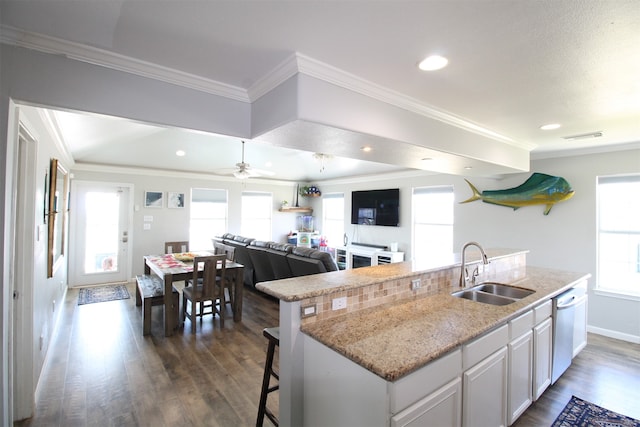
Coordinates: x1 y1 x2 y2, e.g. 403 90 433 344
462 324 509 427
508 332 533 424
508 310 534 425
334 245 404 269
463 346 508 427
391 378 461 427
533 317 552 400
303 335 461 427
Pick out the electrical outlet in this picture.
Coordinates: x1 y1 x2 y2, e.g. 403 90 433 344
411 279 421 290
332 296 347 311
301 304 317 318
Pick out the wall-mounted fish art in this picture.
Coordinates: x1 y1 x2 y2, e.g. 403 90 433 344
461 173 575 215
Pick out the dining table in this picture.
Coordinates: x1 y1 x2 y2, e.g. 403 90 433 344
144 251 245 336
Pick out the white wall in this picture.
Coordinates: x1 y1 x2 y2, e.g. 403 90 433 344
71 168 302 278
319 149 640 342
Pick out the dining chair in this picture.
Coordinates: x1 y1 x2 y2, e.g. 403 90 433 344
182 254 226 333
213 241 236 312
165 241 189 254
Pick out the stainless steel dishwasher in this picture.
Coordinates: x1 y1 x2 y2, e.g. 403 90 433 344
551 287 583 384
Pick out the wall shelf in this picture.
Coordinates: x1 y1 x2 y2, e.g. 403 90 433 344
279 207 313 213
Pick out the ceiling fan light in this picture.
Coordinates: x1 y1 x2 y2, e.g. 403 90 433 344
234 170 251 179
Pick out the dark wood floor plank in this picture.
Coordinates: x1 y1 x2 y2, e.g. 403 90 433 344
14 281 639 427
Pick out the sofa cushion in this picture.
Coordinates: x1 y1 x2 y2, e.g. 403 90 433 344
265 243 295 279
248 241 276 283
287 254 328 276
222 235 255 286
291 247 338 272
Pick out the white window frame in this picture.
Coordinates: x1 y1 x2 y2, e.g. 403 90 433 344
595 174 640 300
412 186 454 261
241 191 273 241
189 188 228 250
322 192 345 248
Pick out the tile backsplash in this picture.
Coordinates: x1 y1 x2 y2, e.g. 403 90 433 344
300 252 527 325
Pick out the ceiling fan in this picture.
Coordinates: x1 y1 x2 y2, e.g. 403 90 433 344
219 140 275 179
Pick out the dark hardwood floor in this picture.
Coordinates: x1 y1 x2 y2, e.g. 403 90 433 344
15 282 640 426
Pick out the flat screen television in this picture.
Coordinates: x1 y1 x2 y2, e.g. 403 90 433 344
351 188 400 226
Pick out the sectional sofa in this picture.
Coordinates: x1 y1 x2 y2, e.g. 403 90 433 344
214 233 339 289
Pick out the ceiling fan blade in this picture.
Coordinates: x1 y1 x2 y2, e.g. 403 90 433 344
248 168 276 177
215 140 275 178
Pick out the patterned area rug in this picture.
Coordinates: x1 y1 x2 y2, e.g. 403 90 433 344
552 395 640 427
77 284 130 305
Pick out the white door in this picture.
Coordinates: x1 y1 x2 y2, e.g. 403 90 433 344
69 181 133 286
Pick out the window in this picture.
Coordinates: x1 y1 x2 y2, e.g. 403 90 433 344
190 188 227 250
412 186 454 260
597 175 640 296
241 191 272 241
322 193 345 248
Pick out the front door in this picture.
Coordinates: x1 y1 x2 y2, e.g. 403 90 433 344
69 181 133 286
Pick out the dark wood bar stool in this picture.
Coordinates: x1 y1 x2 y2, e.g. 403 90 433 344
257 327 280 427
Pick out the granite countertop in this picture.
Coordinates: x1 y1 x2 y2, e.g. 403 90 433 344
300 266 590 382
256 248 527 301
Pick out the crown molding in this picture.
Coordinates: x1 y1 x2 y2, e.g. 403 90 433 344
246 52 300 102
293 53 535 151
530 141 640 161
2 25 532 151
38 109 76 167
0 25 250 102
70 162 298 186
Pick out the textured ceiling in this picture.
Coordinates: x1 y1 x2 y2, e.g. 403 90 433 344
2 0 639 181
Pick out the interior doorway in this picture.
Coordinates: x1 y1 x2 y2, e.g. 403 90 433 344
69 181 133 286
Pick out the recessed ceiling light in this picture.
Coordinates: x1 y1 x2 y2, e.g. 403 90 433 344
176 150 186 157
421 157 433 161
418 55 449 71
540 123 561 130
464 166 473 170
265 161 272 167
361 146 372 152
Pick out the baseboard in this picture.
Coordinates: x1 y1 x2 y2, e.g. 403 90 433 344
587 325 640 344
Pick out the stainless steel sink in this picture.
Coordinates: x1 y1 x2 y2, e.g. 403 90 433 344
474 282 535 299
452 282 535 305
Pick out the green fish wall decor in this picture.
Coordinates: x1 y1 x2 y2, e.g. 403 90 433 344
461 173 575 215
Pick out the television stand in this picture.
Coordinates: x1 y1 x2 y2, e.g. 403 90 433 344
351 242 388 251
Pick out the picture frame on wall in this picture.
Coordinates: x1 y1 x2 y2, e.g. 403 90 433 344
168 192 185 208
144 191 163 208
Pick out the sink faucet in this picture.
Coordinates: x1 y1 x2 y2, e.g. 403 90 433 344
459 241 489 288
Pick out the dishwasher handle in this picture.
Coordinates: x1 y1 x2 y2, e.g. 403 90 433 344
557 294 586 310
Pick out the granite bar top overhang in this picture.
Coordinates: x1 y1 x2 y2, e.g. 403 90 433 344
256 248 528 301
301 266 590 382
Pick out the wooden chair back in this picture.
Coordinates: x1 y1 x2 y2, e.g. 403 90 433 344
214 241 236 261
165 241 189 254
192 254 226 300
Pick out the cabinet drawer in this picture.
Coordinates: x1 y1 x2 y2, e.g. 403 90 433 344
390 349 462 414
463 324 508 370
510 310 533 339
534 300 552 324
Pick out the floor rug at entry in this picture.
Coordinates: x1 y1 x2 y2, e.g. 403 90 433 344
77 284 130 305
551 395 640 427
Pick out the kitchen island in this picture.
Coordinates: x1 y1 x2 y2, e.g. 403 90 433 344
256 249 589 426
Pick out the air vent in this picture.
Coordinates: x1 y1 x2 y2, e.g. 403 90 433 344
562 131 603 141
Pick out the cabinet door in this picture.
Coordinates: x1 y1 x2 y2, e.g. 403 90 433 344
533 318 552 401
463 347 508 427
573 295 588 357
391 378 461 427
508 331 533 425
